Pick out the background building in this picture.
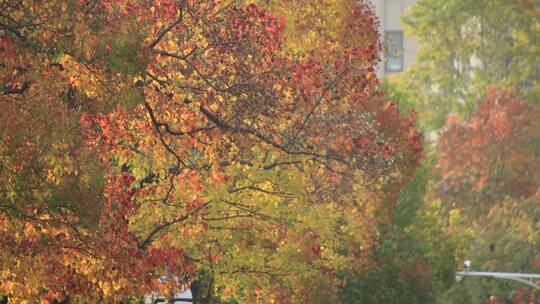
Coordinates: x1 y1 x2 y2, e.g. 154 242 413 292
368 0 418 77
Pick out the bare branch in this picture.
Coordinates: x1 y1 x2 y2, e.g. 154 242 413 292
228 185 291 197
138 202 210 249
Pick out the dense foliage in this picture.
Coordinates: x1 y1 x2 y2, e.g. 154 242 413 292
385 1 540 302
434 91 540 303
0 0 422 303
394 0 540 129
339 160 465 303
2 0 538 303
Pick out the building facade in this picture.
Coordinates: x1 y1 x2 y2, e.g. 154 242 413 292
368 0 418 77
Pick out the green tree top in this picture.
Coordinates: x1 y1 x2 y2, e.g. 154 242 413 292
392 0 540 129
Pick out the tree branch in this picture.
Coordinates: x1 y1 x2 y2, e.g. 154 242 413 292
138 202 210 249
144 101 188 168
148 5 184 49
199 105 347 163
228 185 291 197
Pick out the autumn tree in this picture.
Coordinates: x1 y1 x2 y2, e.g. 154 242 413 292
376 0 540 302
433 90 540 303
0 0 422 303
435 89 540 217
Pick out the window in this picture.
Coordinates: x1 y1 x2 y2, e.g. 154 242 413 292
385 31 404 72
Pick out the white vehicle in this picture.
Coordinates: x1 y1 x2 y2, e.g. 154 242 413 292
144 275 193 304
144 288 193 304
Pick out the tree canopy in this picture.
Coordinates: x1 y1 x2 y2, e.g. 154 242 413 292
393 0 540 129
433 90 540 303
0 1 422 303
